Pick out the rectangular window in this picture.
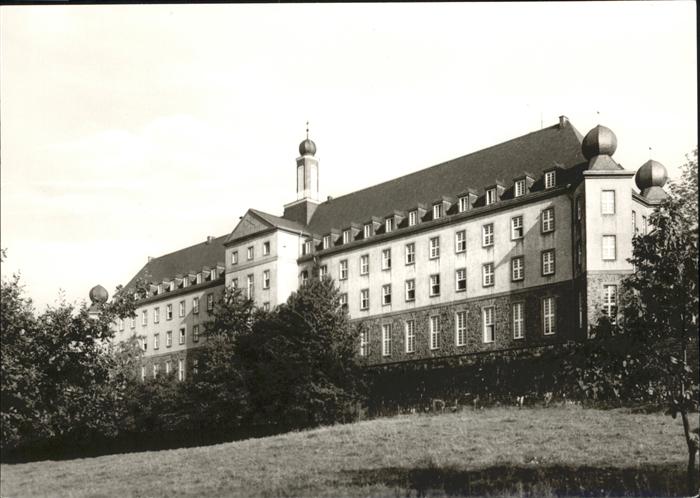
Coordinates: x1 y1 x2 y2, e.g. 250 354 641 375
543 297 556 335
455 268 467 292
319 265 328 280
483 307 495 343
118 319 124 331
153 363 159 378
433 203 443 220
247 246 254 260
382 248 392 270
455 230 466 253
178 359 185 381
141 310 147 326
482 223 494 247
141 365 146 381
458 196 469 212
262 241 270 256
382 324 392 357
166 304 173 321
601 190 616 215
182 276 189 289
196 274 202 285
360 330 369 356
382 284 391 305
405 279 415 301
300 270 309 285
179 300 185 318
154 333 160 350
193 324 199 343
482 263 495 287
154 307 160 324
405 320 416 353
192 359 199 376
166 330 172 347
232 251 239 265
385 218 393 233
360 289 369 310
603 285 618 324
602 235 616 260
303 240 312 255
179 327 185 345
141 338 147 352
360 254 369 275
408 210 418 226
343 230 351 244
193 297 200 314
247 274 254 298
542 250 555 275
158 284 164 295
511 256 524 281
263 269 271 288
455 311 467 346
363 224 372 239
430 274 441 296
339 293 348 310
210 268 217 281
323 235 331 249
541 208 555 233
513 302 524 339
405 243 415 265
206 293 214 311
632 211 637 233
430 316 440 350
514 179 525 198
165 360 172 375
511 216 524 240
130 316 135 329
544 170 556 189
339 260 348 280
429 237 440 259
486 188 496 205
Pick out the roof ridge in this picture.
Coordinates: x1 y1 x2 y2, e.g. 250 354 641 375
148 233 228 262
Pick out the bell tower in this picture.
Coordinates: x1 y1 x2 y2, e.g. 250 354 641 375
283 124 321 225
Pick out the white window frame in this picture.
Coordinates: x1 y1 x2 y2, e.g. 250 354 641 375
429 237 440 259
166 304 173 321
263 269 271 289
246 274 254 299
483 307 495 343
154 333 160 350
153 363 159 378
141 310 147 326
455 230 466 253
485 188 497 205
430 316 440 350
544 170 556 189
429 274 440 297
385 217 393 233
602 285 618 324
360 330 369 356
206 293 214 311
247 246 254 260
193 297 199 314
405 279 415 301
193 324 199 343
632 211 637 233
514 179 525 198
319 265 327 280
179 300 185 318
482 263 495 287
303 240 312 255
601 190 616 215
382 284 392 305
455 268 467 292
543 296 556 335
178 359 185 381
343 230 351 244
382 324 392 357
130 316 135 329
262 241 270 256
513 302 524 339
363 224 372 239
541 208 555 233
433 203 443 220
542 250 555 275
179 327 186 345
482 223 494 247
408 210 418 226
511 256 524 281
602 235 616 261
154 307 160 324
455 311 467 346
360 289 370 310
405 320 416 353
382 248 392 270
339 293 348 310
322 235 331 250
360 254 369 275
458 196 469 213
300 270 309 285
511 215 524 240
405 243 415 265
166 330 172 348
141 365 146 381
339 259 348 280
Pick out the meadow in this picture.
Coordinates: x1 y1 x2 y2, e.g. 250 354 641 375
1 405 696 497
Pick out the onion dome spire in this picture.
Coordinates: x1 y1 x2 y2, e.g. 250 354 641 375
299 121 316 156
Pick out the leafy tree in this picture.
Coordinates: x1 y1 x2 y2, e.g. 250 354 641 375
240 276 363 429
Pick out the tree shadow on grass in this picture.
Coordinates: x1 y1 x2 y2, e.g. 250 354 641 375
342 462 692 497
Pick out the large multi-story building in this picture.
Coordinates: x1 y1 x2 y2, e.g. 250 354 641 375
110 116 669 377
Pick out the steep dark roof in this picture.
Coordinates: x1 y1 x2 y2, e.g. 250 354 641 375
124 235 228 290
248 209 309 234
305 122 587 235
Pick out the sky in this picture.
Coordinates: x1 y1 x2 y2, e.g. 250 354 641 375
1 2 697 311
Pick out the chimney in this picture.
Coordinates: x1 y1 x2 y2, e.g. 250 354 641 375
559 115 569 129
147 256 154 262
206 235 215 244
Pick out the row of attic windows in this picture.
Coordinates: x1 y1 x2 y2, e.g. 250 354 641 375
303 170 559 255
138 264 225 300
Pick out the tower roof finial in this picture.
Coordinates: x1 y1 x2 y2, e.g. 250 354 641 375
306 121 309 139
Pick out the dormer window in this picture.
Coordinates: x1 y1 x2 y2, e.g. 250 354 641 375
169 282 174 292
196 273 202 284
458 196 469 213
363 224 372 239
486 188 497 205
408 210 418 226
323 235 331 249
158 284 163 294
211 268 217 280
544 170 556 189
514 179 525 198
182 278 189 288
385 218 393 233
302 240 312 255
433 203 443 220
342 230 351 244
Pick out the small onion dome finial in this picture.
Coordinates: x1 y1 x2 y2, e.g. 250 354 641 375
581 125 618 160
89 284 109 304
635 159 668 191
299 138 316 156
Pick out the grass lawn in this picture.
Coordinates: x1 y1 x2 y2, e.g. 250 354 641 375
1 405 697 497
